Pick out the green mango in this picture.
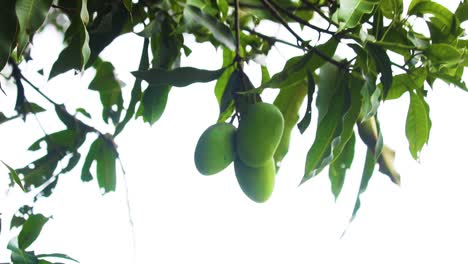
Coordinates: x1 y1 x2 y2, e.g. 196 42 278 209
236 102 284 167
234 158 275 203
194 123 236 175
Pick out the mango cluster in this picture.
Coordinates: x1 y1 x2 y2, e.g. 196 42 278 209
194 102 284 202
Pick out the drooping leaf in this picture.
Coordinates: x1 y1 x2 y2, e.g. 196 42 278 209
273 81 308 168
360 75 381 121
357 116 400 184
132 67 225 87
86 2 129 67
297 71 316 134
351 149 376 220
406 90 431 160
337 0 380 30
81 137 101 182
184 5 236 50
89 59 124 124
329 133 355 200
315 62 342 124
384 67 426 100
49 1 90 79
219 69 241 121
215 47 236 104
0 0 17 70
367 44 392 98
302 76 348 183
262 39 338 89
140 85 171 125
18 214 49 249
15 0 53 57
96 138 117 193
36 253 79 263
8 239 38 264
80 135 117 192
2 161 25 192
115 38 150 136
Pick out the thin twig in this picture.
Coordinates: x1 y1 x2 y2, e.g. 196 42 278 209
268 0 335 35
117 157 137 264
260 0 345 68
243 27 306 50
301 0 338 26
234 0 243 68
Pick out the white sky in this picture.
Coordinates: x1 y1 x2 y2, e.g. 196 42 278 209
1 1 468 263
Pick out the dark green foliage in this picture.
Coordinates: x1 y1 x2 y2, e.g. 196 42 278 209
1 0 468 261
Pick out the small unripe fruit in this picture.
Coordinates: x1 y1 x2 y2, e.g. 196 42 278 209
234 158 275 203
194 123 236 175
236 102 284 167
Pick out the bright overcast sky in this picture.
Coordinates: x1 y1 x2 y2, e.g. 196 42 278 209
1 1 468 263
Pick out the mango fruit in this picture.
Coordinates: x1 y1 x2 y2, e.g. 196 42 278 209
194 123 236 175
234 158 275 203
236 102 284 167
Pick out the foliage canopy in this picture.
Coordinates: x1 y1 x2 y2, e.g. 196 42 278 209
1 0 467 262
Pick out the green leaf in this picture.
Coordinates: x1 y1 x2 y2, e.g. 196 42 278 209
260 65 270 85
316 62 342 124
302 76 348 183
80 136 117 192
76 108 91 119
351 149 376 220
18 214 49 249
425 43 463 67
367 44 392 98
337 0 380 30
15 0 53 56
329 133 355 200
274 81 308 167
357 117 400 184
36 253 79 263
262 39 338 89
219 69 240 120
380 0 403 19
141 85 170 125
408 1 462 43
17 152 62 190
455 1 468 22
360 75 381 121
115 38 150 136
8 239 38 264
406 90 431 160
2 161 25 192
132 67 225 87
297 71 316 134
10 215 26 229
0 0 17 70
96 138 117 193
89 59 124 124
184 5 236 50
384 67 426 100
81 137 101 182
214 47 235 104
86 3 129 67
49 6 90 79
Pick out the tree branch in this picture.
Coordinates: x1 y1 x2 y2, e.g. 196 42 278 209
268 0 335 35
243 27 307 50
260 0 345 69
